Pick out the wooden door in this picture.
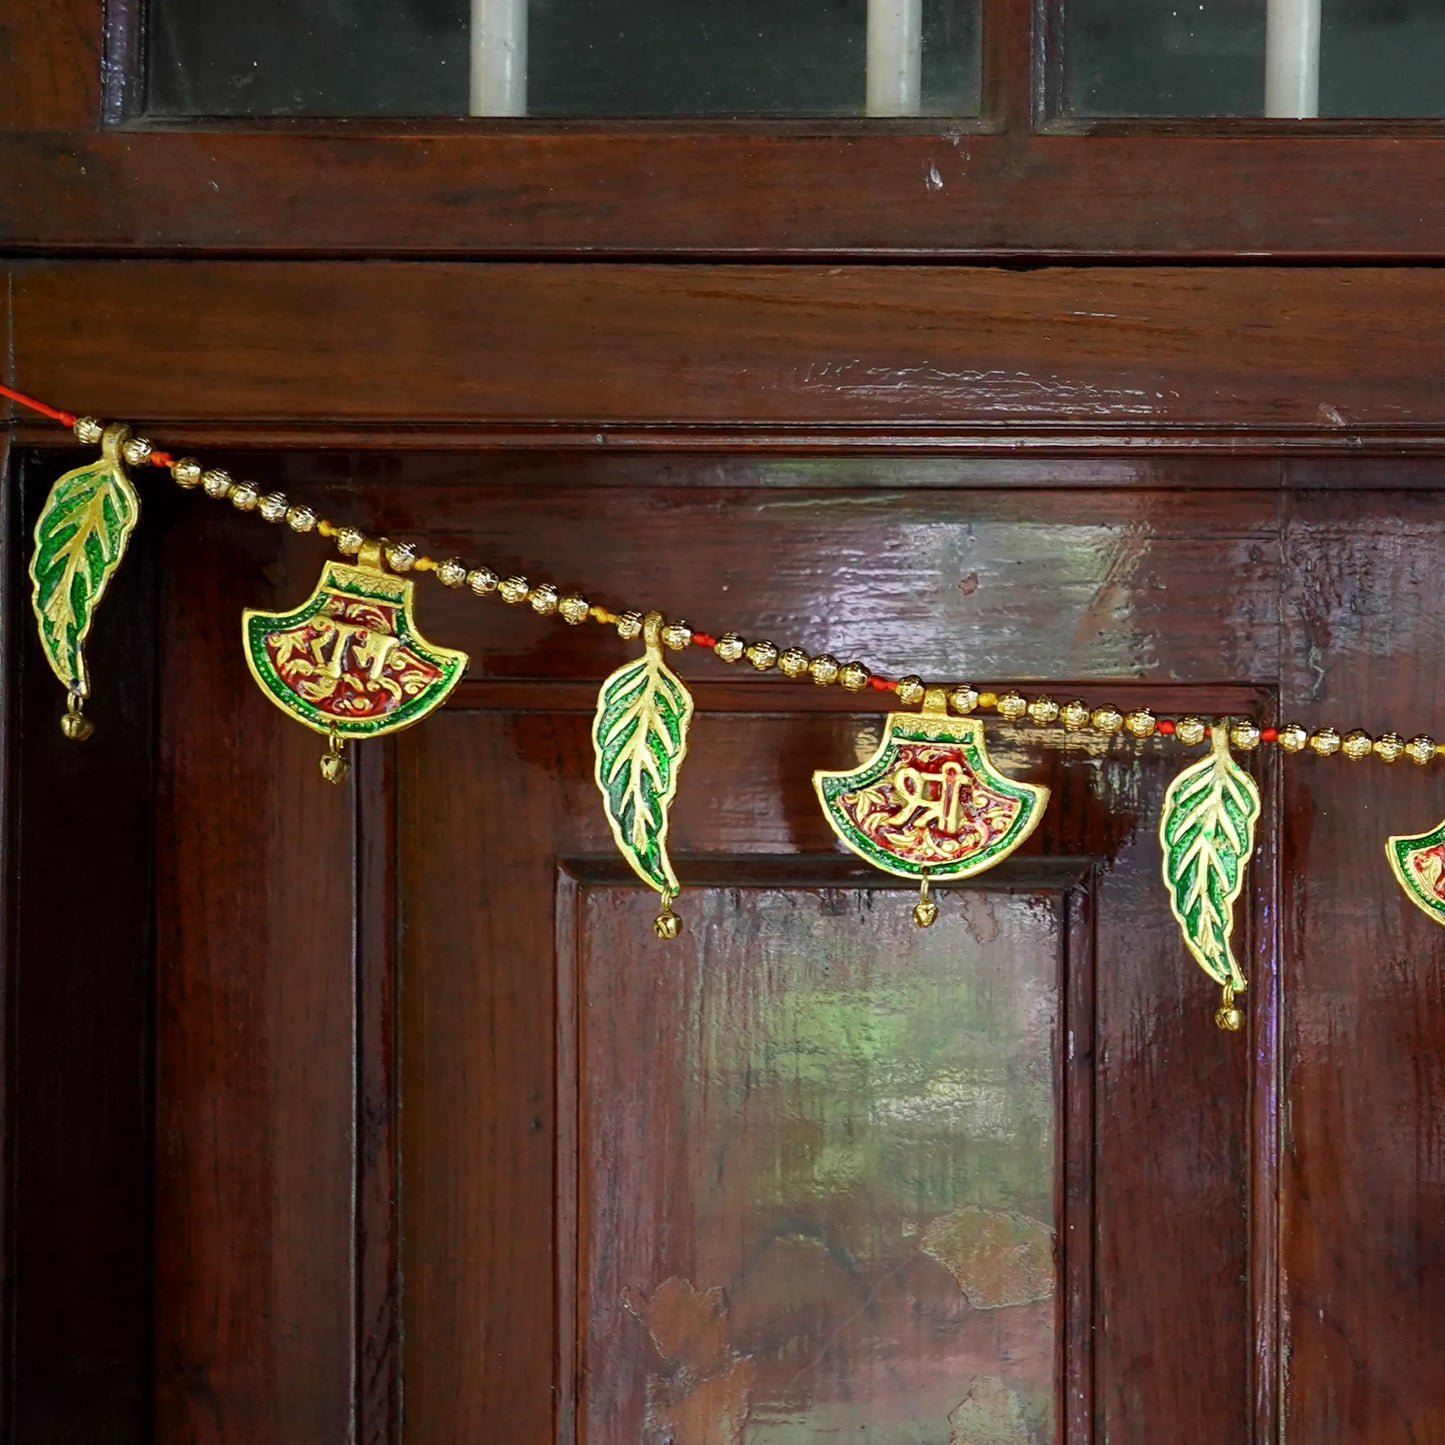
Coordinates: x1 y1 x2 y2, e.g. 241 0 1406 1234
9 261 1445 1444
9 1 1445 1439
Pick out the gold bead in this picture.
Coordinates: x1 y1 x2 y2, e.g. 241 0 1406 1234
1341 728 1373 761
121 435 153 466
1406 734 1437 765
1215 1004 1245 1033
1308 727 1342 757
977 691 999 710
949 685 979 715
229 482 260 511
653 908 682 940
616 610 644 641
895 675 926 706
746 640 779 671
1091 706 1124 735
467 567 499 595
1026 695 1060 725
809 654 841 686
997 691 1028 721
286 505 318 534
1059 700 1090 731
839 662 871 692
171 457 203 488
558 593 590 625
386 542 418 572
1124 708 1156 739
661 620 691 650
1277 722 1309 753
258 492 288 523
60 708 94 742
333 526 363 553
435 558 467 588
499 576 530 604
714 632 745 663
73 416 104 445
1229 719 1261 751
778 647 811 679
913 898 939 928
1374 732 1405 763
1175 716 1208 746
529 584 560 616
201 468 233 499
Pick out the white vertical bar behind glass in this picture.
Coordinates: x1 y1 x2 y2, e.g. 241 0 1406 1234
1265 0 1321 117
867 0 924 116
470 0 527 116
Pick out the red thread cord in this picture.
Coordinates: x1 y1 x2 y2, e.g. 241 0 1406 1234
691 631 717 649
0 383 75 428
1261 726 1279 743
1157 719 1177 735
870 675 898 691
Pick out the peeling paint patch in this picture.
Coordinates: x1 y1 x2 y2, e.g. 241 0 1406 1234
626 1278 756 1445
921 1206 1054 1308
948 1375 1033 1444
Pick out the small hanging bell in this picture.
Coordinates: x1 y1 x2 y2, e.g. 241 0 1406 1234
913 876 939 929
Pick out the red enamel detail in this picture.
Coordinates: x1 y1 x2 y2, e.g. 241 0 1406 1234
264 593 445 722
835 739 1023 869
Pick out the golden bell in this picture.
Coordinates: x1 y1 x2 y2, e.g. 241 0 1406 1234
319 750 350 785
912 876 938 928
653 908 682 941
1215 1004 1245 1032
61 708 94 742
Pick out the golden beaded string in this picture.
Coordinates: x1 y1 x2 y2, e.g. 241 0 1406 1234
67 413 1445 765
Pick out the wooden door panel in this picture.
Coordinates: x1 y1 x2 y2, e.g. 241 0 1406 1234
396 691 1261 1442
569 870 1077 1445
154 501 359 1445
1279 493 1445 1442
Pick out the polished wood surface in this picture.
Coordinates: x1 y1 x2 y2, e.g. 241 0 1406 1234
8 430 1445 1441
7 131 1445 259
10 263 1445 451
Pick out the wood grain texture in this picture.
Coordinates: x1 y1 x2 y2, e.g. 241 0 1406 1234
1278 491 1445 1443
153 499 357 1444
7 130 1445 257
570 874 1078 1443
6 446 155 1442
0 0 102 131
11 263 1445 440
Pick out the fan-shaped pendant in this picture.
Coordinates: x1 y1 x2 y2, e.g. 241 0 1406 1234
1387 820 1445 926
814 687 1050 925
243 540 467 782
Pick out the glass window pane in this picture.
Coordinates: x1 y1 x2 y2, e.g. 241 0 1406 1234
145 0 980 118
1063 0 1445 118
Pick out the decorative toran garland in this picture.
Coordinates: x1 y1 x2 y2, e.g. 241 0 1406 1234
10 383 1445 1033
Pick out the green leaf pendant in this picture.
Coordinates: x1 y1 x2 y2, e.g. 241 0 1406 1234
1159 720 1260 1026
592 611 694 938
28 424 140 739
